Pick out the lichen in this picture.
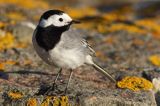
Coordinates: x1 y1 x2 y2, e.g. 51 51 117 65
0 32 15 51
0 60 17 70
0 21 6 28
149 55 160 67
0 0 49 9
27 98 37 106
41 96 71 106
6 12 25 21
0 30 27 51
8 91 23 99
117 76 153 91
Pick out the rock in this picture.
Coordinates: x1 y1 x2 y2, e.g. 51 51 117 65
0 76 157 106
78 90 156 106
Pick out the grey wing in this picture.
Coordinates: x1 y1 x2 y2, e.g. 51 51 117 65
61 28 95 56
81 39 95 55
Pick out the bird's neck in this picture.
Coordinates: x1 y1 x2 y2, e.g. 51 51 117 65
35 25 69 51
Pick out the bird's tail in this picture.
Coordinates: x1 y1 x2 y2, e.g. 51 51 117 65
92 63 116 83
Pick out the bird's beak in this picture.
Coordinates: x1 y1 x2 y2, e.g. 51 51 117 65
71 20 81 24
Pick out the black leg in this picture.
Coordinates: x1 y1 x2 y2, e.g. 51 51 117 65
64 69 73 94
52 68 62 87
44 68 62 95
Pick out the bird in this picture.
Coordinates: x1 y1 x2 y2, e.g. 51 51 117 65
32 10 116 95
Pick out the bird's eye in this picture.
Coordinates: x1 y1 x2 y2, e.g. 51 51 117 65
59 18 63 22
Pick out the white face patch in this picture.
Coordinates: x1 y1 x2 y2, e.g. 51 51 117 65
39 13 72 27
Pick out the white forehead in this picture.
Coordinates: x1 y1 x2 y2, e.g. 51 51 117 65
39 13 72 27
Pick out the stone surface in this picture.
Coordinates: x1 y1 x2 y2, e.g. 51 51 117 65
0 1 160 106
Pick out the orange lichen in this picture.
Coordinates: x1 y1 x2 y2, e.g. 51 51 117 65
65 7 98 18
117 76 153 91
0 32 15 51
5 60 17 65
106 23 147 34
15 42 28 48
6 12 25 21
0 63 5 70
0 21 6 28
0 30 27 51
0 0 49 9
97 24 107 33
149 55 160 67
102 12 125 22
41 96 71 106
40 97 50 106
60 96 70 106
135 19 160 39
8 91 23 99
27 98 37 106
0 60 17 70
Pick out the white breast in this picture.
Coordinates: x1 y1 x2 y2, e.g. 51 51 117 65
49 41 86 69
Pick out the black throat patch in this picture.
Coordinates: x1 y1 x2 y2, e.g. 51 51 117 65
35 25 70 51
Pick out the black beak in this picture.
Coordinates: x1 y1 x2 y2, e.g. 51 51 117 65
71 20 81 24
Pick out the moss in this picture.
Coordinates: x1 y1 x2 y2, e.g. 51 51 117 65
8 91 23 99
27 98 37 106
117 76 153 91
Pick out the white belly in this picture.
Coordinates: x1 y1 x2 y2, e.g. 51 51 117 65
49 47 86 69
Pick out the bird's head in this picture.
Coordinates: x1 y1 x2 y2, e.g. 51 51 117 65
38 10 80 29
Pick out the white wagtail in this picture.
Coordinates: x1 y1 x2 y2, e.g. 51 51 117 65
32 10 116 94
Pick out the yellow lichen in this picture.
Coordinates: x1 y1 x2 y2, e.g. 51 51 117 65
60 96 71 106
41 96 71 106
0 0 49 9
135 19 160 39
149 55 160 67
40 97 50 106
27 98 37 106
0 32 15 51
0 21 6 28
8 91 23 99
6 12 25 21
65 7 98 18
0 30 27 51
97 24 107 33
117 76 153 91
0 60 17 70
106 23 147 34
0 63 5 70
102 12 125 22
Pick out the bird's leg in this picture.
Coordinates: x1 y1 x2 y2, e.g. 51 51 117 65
52 68 62 87
64 69 73 94
44 68 62 95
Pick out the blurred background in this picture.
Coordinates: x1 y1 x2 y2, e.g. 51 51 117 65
0 0 160 91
